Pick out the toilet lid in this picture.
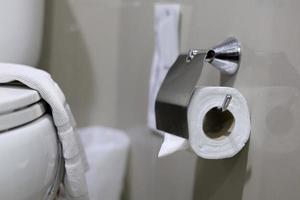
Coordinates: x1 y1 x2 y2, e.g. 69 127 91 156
0 85 46 131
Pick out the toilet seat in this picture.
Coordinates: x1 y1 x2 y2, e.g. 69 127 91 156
0 85 46 131
0 84 62 200
0 84 41 113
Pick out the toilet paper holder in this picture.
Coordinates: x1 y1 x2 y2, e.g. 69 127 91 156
155 37 241 138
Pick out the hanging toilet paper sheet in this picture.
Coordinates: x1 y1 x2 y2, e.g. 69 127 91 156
0 63 89 200
148 3 189 156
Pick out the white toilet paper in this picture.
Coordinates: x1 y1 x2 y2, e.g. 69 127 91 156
188 87 251 159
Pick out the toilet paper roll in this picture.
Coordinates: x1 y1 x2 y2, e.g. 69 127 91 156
188 87 251 159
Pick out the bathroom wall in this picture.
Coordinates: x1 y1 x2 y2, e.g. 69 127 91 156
40 0 300 199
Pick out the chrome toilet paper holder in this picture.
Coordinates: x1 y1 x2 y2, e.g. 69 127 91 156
186 37 241 75
155 37 241 138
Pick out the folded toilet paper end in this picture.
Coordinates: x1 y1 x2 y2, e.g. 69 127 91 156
158 133 189 157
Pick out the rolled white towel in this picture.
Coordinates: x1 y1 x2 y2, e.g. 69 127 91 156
0 63 89 200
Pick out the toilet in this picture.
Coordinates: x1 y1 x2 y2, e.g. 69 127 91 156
0 1 62 200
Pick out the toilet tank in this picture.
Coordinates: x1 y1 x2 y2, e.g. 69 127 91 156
0 0 45 66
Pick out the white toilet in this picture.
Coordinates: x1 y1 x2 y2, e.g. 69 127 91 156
0 1 62 200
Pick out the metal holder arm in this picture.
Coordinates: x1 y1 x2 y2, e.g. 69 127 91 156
155 37 241 138
187 37 241 75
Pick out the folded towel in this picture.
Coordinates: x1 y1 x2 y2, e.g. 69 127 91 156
148 4 189 157
148 3 181 129
0 63 89 200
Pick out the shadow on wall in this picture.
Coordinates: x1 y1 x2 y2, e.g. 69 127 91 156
193 143 250 200
220 45 300 89
115 0 154 129
39 0 95 127
212 47 300 200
